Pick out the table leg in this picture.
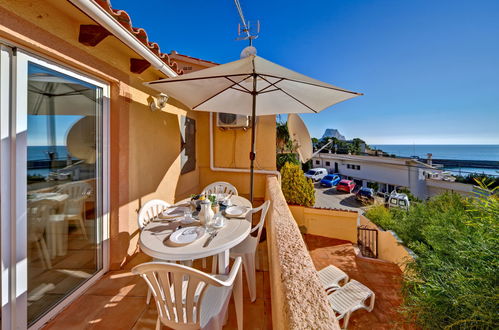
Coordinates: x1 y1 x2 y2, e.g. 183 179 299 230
218 250 230 274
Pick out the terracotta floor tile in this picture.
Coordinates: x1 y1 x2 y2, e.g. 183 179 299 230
304 234 414 330
88 296 147 330
43 295 111 330
132 306 158 330
85 270 148 297
45 252 271 330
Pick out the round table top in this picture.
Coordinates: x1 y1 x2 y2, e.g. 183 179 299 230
139 195 253 261
140 220 251 261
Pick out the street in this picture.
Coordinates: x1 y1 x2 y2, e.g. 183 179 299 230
314 183 367 212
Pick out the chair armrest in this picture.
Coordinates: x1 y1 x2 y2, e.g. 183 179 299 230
211 257 242 287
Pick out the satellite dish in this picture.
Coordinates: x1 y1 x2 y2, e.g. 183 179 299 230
67 116 96 164
287 114 313 163
240 46 257 59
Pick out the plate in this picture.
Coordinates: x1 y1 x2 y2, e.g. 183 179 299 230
159 207 187 220
169 227 205 245
224 206 246 217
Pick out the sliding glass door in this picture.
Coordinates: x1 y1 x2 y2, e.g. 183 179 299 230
1 46 109 328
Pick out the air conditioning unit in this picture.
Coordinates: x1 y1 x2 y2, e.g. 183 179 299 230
216 113 250 128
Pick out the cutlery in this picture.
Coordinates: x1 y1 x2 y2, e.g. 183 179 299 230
203 231 219 247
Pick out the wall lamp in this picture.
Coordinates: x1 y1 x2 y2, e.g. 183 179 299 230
149 93 169 111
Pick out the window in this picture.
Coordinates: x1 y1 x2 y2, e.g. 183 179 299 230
347 164 351 169
315 160 320 165
356 165 361 170
180 116 196 174
325 161 330 166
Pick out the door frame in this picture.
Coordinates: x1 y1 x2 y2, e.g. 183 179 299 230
0 45 110 329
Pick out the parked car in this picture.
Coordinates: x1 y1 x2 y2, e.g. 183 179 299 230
356 187 375 204
336 179 356 193
304 168 328 182
387 192 410 210
320 174 341 188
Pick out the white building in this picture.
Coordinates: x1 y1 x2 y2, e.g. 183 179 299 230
311 153 474 199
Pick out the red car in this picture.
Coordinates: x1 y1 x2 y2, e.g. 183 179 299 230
336 179 356 193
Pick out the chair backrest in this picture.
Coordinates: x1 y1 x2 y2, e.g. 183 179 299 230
56 181 92 199
132 259 241 328
137 199 170 229
27 199 57 241
246 200 270 242
202 181 238 197
57 182 92 213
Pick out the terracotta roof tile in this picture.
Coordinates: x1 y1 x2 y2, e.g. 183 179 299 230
94 0 183 75
169 51 219 65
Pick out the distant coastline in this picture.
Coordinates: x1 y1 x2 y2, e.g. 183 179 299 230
371 144 499 162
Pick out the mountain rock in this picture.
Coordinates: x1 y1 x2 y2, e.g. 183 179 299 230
322 129 345 140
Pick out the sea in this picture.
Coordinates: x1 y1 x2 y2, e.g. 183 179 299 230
27 145 70 177
371 145 499 177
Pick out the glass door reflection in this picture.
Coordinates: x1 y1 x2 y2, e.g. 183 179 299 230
27 63 103 325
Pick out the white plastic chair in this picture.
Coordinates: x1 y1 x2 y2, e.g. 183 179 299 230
137 199 171 230
318 265 349 293
229 200 270 302
132 258 243 330
28 199 56 269
327 279 375 329
55 182 92 240
202 182 238 197
137 199 172 304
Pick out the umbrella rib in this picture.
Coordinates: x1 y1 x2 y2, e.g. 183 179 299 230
226 76 252 93
256 77 284 94
230 86 251 93
147 74 251 84
257 75 318 113
259 73 363 95
274 85 319 113
191 75 251 109
258 88 280 94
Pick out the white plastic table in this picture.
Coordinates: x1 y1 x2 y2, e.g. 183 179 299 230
139 196 252 274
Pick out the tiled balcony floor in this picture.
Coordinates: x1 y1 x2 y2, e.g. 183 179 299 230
43 245 272 330
304 234 416 329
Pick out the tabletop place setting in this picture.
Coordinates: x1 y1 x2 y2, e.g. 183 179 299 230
135 182 270 330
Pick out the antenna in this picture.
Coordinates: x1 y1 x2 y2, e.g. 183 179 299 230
234 0 259 46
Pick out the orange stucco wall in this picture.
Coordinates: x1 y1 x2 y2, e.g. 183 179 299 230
289 205 359 242
0 0 275 269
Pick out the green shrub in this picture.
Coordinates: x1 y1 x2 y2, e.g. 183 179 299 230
276 153 299 171
364 204 394 229
367 186 499 329
280 162 315 207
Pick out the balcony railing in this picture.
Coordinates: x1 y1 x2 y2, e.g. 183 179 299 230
264 176 339 329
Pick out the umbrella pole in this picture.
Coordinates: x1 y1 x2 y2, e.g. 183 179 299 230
249 74 257 203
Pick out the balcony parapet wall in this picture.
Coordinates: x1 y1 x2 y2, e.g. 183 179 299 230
265 176 339 329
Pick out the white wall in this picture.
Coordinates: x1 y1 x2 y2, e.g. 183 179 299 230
312 154 433 199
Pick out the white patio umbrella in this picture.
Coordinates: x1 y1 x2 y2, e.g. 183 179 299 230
146 53 362 201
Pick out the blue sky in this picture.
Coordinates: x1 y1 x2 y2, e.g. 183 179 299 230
113 0 499 144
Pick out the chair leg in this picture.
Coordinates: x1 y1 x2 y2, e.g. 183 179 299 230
202 258 207 269
243 253 257 302
35 240 47 269
211 255 218 274
342 311 352 330
155 316 161 330
39 238 52 269
77 215 88 240
234 265 243 330
255 248 260 270
147 288 152 304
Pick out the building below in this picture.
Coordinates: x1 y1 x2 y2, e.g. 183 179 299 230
312 153 474 199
